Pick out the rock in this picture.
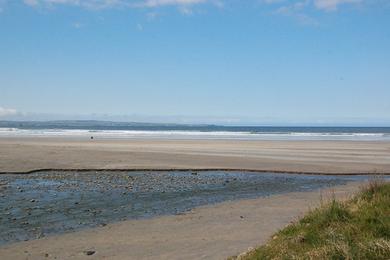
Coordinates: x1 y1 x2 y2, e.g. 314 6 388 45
240 215 244 219
84 250 95 256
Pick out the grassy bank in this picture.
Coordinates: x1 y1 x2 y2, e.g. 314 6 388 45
233 181 390 260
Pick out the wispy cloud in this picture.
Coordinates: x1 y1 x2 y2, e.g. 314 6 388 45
263 0 364 12
0 0 367 12
72 21 84 28
20 0 216 9
270 0 319 25
0 107 18 117
136 22 143 30
261 0 364 25
141 0 208 8
314 0 362 11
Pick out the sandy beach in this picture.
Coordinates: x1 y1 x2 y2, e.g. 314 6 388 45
0 137 390 174
0 137 389 259
0 181 364 260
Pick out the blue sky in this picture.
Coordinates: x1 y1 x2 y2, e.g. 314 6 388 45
0 0 389 125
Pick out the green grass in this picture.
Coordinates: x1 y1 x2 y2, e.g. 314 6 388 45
232 180 390 260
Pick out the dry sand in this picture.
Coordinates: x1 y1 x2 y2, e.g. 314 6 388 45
0 137 390 174
0 181 364 260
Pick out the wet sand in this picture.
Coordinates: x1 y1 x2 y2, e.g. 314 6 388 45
0 181 365 260
0 137 390 174
0 171 361 245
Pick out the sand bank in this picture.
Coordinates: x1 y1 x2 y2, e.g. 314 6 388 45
0 137 389 174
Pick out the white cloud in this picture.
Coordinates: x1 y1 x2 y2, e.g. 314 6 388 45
314 0 362 11
141 0 207 8
23 0 126 9
136 22 143 30
271 0 319 25
72 21 84 28
264 0 364 12
20 0 214 9
0 107 18 117
0 0 364 12
23 0 39 6
262 0 287 4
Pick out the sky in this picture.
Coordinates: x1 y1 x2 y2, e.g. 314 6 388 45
0 0 389 125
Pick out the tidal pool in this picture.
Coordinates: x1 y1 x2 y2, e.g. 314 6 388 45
0 171 375 245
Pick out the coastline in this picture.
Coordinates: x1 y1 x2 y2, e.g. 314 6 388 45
0 181 365 260
1 137 389 174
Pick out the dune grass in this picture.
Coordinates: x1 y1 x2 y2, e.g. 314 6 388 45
233 180 390 260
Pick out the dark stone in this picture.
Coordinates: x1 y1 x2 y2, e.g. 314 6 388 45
84 250 95 256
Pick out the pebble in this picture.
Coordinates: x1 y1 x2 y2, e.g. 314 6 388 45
84 250 96 256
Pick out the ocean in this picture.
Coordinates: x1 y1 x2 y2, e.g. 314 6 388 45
0 121 390 141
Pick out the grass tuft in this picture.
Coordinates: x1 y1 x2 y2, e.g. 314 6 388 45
232 180 390 260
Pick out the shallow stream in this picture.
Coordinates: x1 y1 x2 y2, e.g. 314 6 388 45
0 171 376 245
